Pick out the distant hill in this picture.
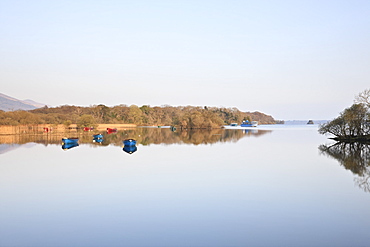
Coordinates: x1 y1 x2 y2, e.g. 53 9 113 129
0 93 46 111
22 99 46 108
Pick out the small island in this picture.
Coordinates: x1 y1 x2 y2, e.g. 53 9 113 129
319 89 370 143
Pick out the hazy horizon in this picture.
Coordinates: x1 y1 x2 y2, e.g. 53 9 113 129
1 1 369 120
0 91 333 121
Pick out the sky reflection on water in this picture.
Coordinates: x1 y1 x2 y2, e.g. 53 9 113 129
1 126 370 247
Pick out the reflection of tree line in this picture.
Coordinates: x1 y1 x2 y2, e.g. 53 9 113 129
319 142 370 192
0 128 271 147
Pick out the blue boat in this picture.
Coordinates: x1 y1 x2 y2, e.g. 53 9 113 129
62 138 79 145
123 145 137 154
62 142 79 150
240 120 258 127
123 139 137 146
93 134 103 139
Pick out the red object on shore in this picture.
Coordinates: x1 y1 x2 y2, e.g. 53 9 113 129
84 127 94 131
106 128 117 134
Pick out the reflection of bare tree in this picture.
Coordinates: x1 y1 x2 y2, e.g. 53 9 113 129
319 142 370 192
355 176 370 193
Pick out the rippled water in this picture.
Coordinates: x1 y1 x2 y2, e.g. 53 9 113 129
1 125 370 247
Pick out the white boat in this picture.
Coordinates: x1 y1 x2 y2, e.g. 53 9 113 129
240 120 258 127
223 121 258 128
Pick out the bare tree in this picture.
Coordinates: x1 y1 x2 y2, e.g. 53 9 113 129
320 89 370 139
319 103 370 137
355 88 370 107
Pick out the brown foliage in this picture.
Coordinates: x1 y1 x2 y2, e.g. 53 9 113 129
0 105 276 128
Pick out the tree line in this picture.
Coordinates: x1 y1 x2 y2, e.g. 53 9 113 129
0 104 276 128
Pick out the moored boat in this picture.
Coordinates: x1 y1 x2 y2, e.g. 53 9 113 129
106 128 117 134
123 139 137 146
240 120 258 127
93 134 103 144
93 134 103 139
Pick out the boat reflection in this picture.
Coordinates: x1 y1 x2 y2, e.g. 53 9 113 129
62 142 79 150
242 129 259 134
62 137 79 145
93 138 103 144
123 145 137 154
319 142 370 192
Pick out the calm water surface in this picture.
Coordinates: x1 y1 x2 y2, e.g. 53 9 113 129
1 125 370 247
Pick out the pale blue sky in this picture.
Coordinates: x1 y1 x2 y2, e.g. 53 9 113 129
1 0 369 120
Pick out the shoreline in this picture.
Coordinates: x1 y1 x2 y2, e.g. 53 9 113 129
330 136 370 143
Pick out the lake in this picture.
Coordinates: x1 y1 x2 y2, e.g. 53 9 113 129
1 125 370 247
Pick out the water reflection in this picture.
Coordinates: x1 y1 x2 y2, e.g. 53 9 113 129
319 142 370 192
123 145 137 154
61 142 79 150
92 138 103 144
0 128 271 154
0 144 22 154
